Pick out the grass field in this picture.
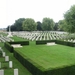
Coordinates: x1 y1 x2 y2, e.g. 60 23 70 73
15 44 75 71
11 36 27 41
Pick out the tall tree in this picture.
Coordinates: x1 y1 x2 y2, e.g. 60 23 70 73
7 18 25 31
64 5 75 33
22 18 37 31
53 23 58 31
37 21 42 31
42 17 54 31
14 18 25 31
58 20 67 31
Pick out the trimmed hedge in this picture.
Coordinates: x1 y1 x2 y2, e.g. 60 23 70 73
14 49 75 75
4 41 29 53
36 40 56 45
8 41 29 46
56 40 75 47
4 42 13 52
36 40 75 47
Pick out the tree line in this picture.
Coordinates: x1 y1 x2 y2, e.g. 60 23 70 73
7 5 75 33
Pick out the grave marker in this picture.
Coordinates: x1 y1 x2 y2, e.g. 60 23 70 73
0 69 4 75
9 61 13 68
5 56 9 61
14 69 18 75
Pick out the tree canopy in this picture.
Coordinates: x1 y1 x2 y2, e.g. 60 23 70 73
22 18 37 31
58 20 67 31
7 18 25 31
37 21 42 31
42 17 55 31
64 5 75 33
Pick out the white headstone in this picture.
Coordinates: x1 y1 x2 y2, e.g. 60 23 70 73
9 61 13 68
0 62 1 68
0 69 4 75
3 52 5 57
14 69 18 75
5 56 9 61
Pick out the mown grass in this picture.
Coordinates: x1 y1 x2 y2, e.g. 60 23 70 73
0 43 32 75
11 36 28 41
15 44 75 71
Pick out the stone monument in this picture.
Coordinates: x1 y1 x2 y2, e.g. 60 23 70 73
7 25 13 37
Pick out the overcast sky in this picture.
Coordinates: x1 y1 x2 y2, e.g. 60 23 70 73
0 0 75 28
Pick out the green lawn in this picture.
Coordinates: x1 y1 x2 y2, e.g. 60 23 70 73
15 44 75 71
11 36 27 41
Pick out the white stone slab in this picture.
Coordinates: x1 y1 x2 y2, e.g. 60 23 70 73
0 69 4 75
14 69 18 75
5 56 9 61
47 42 56 46
9 61 13 68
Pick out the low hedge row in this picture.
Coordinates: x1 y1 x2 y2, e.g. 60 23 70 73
36 40 75 47
4 42 13 52
14 49 75 75
4 41 29 53
8 41 29 46
36 40 56 45
56 40 75 47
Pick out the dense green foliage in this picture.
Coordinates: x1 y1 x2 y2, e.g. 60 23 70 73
58 20 67 31
37 21 42 31
64 5 75 33
7 18 25 31
53 23 59 31
22 18 37 31
42 17 55 31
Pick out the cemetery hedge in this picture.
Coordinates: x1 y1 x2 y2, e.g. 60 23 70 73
8 41 29 46
4 42 13 53
56 40 75 47
36 40 75 47
4 41 29 53
36 40 56 45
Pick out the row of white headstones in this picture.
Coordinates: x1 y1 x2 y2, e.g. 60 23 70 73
0 52 18 75
0 34 14 42
15 31 64 41
14 31 75 42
